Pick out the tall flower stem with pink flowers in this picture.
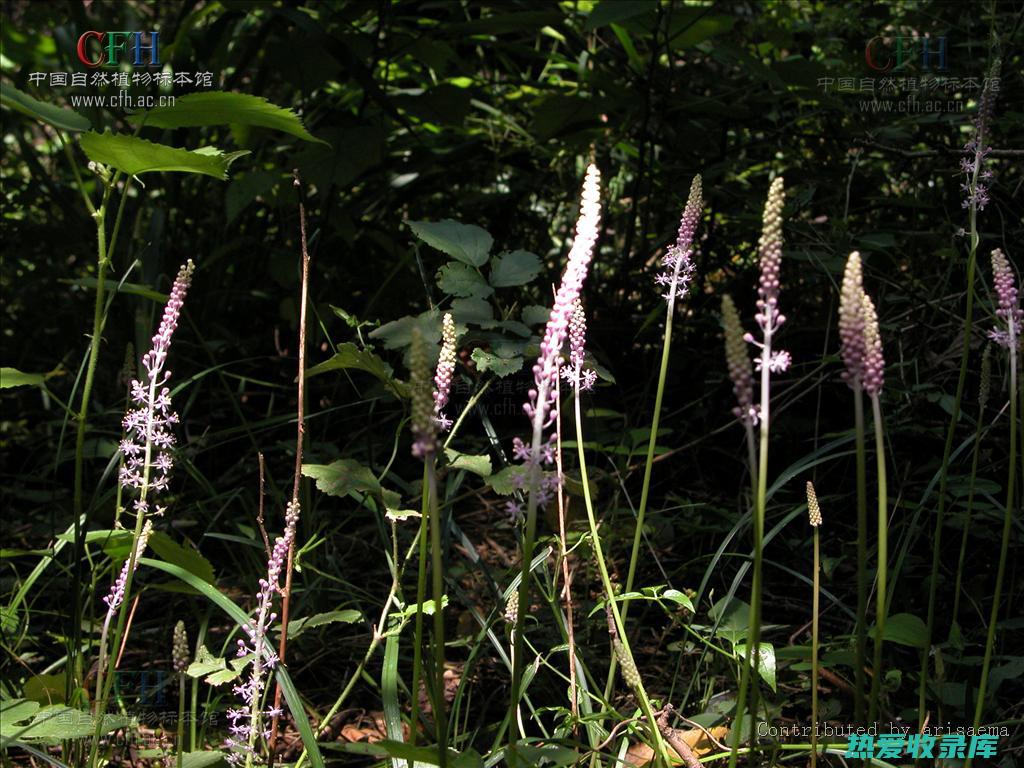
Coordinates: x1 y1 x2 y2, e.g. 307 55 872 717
621 175 702 632
920 65 998 727
89 260 195 768
729 177 786 768
967 250 1019 762
510 165 601 743
568 304 670 766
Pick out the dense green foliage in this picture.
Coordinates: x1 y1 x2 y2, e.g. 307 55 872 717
1 2 1022 766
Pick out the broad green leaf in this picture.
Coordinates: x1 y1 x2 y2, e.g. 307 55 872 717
22 674 66 705
340 740 483 768
370 311 442 350
871 613 928 649
470 348 522 377
287 609 361 639
488 250 542 287
0 83 90 132
0 703 132 745
148 531 216 585
306 342 406 397
436 262 493 299
521 305 550 326
181 752 228 768
128 91 325 144
444 449 492 477
486 465 529 496
303 459 381 499
0 700 39 726
410 220 492 266
450 297 493 325
735 642 777 692
505 742 580 767
1 367 46 388
585 0 655 30
79 132 248 179
187 645 227 679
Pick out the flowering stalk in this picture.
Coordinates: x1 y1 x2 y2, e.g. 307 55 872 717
838 252 869 723
806 482 822 768
920 66 999 728
722 294 758 491
570 303 670 766
729 176 787 768
510 164 601 740
861 292 888 724
951 345 991 632
173 620 190 768
409 326 447 762
89 259 194 768
968 250 1019 762
622 175 702 633
225 501 299 767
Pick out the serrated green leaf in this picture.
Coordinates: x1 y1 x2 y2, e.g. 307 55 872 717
128 91 325 145
0 83 91 132
1 367 46 388
79 132 248 179
521 305 550 326
187 645 226 679
369 311 442 350
470 348 522 377
436 262 493 299
486 465 528 496
410 220 492 266
488 250 542 287
444 449 492 477
450 296 493 325
287 609 361 639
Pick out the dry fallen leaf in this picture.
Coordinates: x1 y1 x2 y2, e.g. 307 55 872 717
625 725 729 766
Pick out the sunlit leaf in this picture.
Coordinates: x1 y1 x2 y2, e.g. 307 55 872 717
79 132 248 178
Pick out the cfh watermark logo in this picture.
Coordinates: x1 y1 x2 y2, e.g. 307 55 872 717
865 36 947 72
76 31 160 68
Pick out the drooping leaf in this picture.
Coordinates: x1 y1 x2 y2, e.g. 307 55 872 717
128 91 326 144
306 342 406 397
148 531 216 585
79 132 248 179
370 311 442 350
436 262 493 299
286 609 361 639
584 0 656 30
489 250 543 287
0 83 90 132
735 642 777 692
409 220 492 266
0 367 46 388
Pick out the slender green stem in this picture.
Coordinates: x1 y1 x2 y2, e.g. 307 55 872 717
575 381 670 767
176 673 186 768
729 325 773 768
427 458 448 765
967 328 1017 768
868 395 888 723
920 150 981 731
811 527 820 768
951 409 985 629
853 389 868 725
410 462 430 751
623 297 676 618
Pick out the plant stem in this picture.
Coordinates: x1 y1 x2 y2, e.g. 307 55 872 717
623 294 676 620
410 462 430 749
428 457 448 765
811 526 820 768
853 389 868 725
951 406 985 631
920 146 981 731
967 324 1017 768
729 324 773 768
176 672 186 768
868 395 888 723
554 376 579 723
575 382 670 767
